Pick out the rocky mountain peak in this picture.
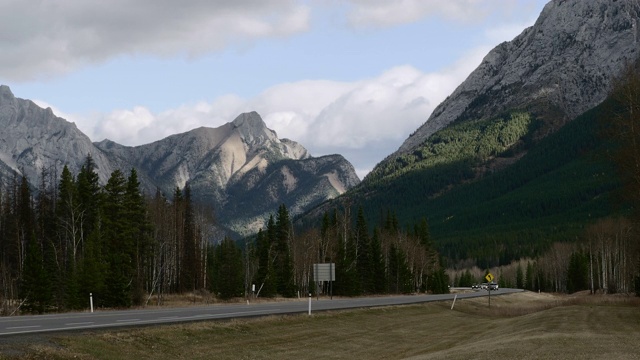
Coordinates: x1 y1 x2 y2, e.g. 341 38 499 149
231 111 277 145
393 0 640 157
0 85 14 101
0 85 114 183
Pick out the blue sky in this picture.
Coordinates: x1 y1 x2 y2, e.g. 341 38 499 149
0 0 549 178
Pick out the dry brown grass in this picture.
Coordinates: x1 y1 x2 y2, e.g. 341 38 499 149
2 292 640 360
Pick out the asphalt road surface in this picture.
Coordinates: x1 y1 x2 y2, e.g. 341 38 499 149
0 288 522 337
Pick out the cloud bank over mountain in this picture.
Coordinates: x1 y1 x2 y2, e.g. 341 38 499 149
7 0 545 178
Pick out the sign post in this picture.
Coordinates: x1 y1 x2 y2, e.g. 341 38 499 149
313 263 336 300
485 273 494 308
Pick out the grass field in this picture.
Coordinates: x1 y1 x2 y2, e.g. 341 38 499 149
1 292 639 359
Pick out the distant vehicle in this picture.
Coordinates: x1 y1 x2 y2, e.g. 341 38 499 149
471 284 479 290
480 283 489 290
488 282 499 291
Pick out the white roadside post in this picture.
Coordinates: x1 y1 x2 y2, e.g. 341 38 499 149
90 293 94 313
308 292 312 315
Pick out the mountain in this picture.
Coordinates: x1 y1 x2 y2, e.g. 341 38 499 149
297 0 639 265
0 88 359 236
0 85 116 184
392 0 639 161
95 112 359 235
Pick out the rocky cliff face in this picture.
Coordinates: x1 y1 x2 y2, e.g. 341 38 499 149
95 111 359 235
0 85 115 184
223 154 360 234
0 89 359 236
393 0 640 158
95 112 313 203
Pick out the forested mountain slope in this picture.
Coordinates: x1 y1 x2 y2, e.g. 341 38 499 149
297 0 637 266
300 96 622 267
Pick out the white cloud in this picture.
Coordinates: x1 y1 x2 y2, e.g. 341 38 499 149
65 45 485 178
344 0 489 28
342 0 546 29
0 0 310 81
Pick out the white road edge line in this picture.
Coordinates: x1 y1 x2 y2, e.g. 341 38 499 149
6 325 41 330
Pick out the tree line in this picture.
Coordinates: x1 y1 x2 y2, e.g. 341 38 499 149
0 156 448 314
450 216 638 295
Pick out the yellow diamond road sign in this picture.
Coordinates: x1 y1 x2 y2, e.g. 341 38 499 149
485 273 494 282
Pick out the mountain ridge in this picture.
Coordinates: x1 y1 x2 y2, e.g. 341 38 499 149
389 0 639 161
0 87 359 236
295 0 638 265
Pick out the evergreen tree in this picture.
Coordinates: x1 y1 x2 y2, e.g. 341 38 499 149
428 265 450 294
211 238 245 299
20 237 52 313
102 169 132 308
36 167 60 310
567 251 589 293
525 262 534 291
415 218 432 248
57 165 83 309
255 226 277 297
75 155 105 307
388 244 412 294
459 269 474 287
76 154 101 238
77 229 106 308
334 232 359 296
124 169 152 305
275 204 295 297
354 207 372 293
180 184 198 293
370 229 386 293
516 264 524 289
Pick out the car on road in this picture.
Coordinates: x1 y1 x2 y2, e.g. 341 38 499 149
488 282 499 291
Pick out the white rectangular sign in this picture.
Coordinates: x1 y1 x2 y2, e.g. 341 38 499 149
313 263 335 282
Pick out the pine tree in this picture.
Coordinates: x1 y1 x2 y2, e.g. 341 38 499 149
255 225 277 297
354 207 372 293
102 169 132 308
20 237 52 313
36 166 60 310
334 232 359 296
275 204 295 297
124 169 152 305
211 238 245 299
415 218 432 248
57 164 85 309
370 229 386 293
525 262 534 291
74 156 105 307
76 155 101 238
567 251 589 293
180 184 198 294
516 264 524 289
459 269 474 287
428 265 450 294
388 244 412 294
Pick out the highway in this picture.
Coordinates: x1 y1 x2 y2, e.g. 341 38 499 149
0 288 522 336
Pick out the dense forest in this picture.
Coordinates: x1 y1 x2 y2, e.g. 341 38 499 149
336 90 622 267
0 158 448 314
299 63 640 296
